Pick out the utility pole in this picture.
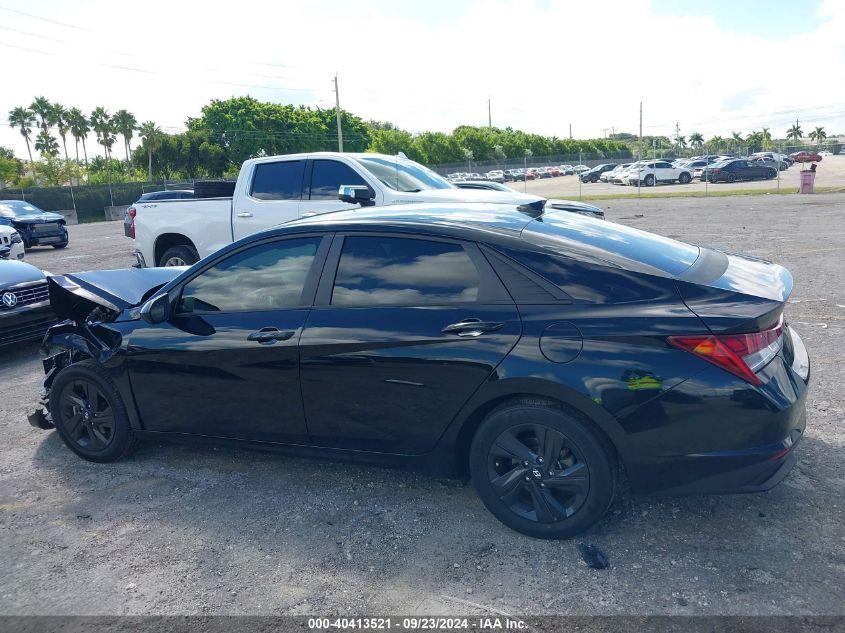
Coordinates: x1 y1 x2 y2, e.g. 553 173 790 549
639 102 643 159
569 123 572 139
334 73 343 152
487 97 492 129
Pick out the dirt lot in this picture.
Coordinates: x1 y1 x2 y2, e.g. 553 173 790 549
1 194 844 616
512 154 845 199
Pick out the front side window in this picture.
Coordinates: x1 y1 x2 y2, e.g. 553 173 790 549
178 237 321 313
250 160 305 200
331 236 480 307
309 160 370 200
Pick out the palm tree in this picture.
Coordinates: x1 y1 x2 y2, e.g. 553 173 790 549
112 109 138 162
138 120 161 180
731 131 744 152
30 96 53 133
90 107 112 159
67 108 91 165
809 126 827 145
8 107 36 163
689 132 704 149
34 130 60 158
707 136 724 153
674 134 687 149
51 103 70 160
786 120 802 142
761 127 773 149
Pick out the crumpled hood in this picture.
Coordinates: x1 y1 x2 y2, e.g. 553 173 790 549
48 267 186 322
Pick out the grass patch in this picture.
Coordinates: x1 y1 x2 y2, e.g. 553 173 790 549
564 185 845 202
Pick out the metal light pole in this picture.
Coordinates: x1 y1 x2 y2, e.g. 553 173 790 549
334 74 344 152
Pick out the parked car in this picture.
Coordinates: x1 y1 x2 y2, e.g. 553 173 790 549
0 200 69 249
572 165 590 174
600 164 630 183
546 166 562 177
130 152 551 267
0 225 25 260
625 161 693 186
818 151 833 157
702 159 777 183
580 163 618 183
789 151 823 163
0 259 53 347
33 202 808 539
524 169 537 180
486 170 505 183
559 165 575 175
752 156 789 171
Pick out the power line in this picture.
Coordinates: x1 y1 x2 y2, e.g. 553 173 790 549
0 41 53 55
0 25 69 42
0 4 93 31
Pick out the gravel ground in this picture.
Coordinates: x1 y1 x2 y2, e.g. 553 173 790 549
1 194 844 616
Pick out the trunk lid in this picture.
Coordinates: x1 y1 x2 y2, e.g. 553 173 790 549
676 247 793 333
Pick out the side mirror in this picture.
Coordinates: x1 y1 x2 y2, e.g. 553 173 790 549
140 294 169 324
338 185 375 207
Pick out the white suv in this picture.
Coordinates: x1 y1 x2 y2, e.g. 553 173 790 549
625 160 692 186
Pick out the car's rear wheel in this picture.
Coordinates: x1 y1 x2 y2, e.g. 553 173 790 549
727 173 737 183
644 174 655 186
678 172 691 184
767 169 777 179
52 242 68 249
159 244 199 267
470 400 616 539
590 175 598 183
49 361 135 463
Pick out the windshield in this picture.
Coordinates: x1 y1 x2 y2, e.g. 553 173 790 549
354 156 453 192
0 201 47 217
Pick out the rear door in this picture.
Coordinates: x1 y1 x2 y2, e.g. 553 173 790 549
233 159 306 240
655 161 675 181
300 158 376 217
299 233 522 454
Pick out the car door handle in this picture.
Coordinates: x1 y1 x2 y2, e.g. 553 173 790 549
247 327 295 344
442 319 505 337
236 212 253 218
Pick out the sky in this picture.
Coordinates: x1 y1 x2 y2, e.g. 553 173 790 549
2 0 844 160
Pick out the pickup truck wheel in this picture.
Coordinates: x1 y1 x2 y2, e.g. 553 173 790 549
159 245 199 267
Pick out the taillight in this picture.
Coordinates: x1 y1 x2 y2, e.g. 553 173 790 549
668 320 784 385
128 206 136 239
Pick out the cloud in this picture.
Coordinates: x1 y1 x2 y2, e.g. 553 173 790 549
2 0 844 161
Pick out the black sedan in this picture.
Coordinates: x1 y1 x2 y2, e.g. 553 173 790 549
33 203 809 539
580 163 618 183
0 259 54 346
0 200 69 249
702 159 777 183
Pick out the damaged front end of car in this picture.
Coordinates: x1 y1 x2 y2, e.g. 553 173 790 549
28 267 185 430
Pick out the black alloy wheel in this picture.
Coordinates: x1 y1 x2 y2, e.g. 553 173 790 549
487 423 590 523
470 401 616 539
644 174 655 186
679 172 691 184
49 361 135 462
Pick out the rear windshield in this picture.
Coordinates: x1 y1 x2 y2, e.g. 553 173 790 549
522 211 700 277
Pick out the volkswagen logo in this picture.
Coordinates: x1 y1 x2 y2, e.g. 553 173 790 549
1 291 17 308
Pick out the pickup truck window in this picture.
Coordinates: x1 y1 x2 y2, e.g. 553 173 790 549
309 160 370 200
177 237 321 313
354 156 453 192
250 160 306 200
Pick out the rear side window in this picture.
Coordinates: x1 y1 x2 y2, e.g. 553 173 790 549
309 160 370 200
250 161 305 200
178 237 321 313
331 236 480 307
523 211 700 277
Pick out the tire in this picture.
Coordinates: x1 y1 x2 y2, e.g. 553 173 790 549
678 172 691 184
767 170 777 179
48 360 135 463
590 175 598 183
469 400 616 539
727 173 737 183
158 244 199 267
193 180 236 199
52 242 68 249
644 174 655 187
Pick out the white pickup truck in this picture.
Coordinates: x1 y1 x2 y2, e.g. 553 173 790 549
129 151 602 267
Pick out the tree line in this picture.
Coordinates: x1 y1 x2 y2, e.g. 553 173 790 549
3 95 838 188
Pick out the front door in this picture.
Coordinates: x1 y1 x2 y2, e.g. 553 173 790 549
127 235 329 443
299 234 522 454
299 158 375 217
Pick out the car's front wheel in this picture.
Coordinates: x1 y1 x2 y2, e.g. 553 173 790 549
470 400 616 539
49 361 135 463
644 174 655 186
52 242 68 249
